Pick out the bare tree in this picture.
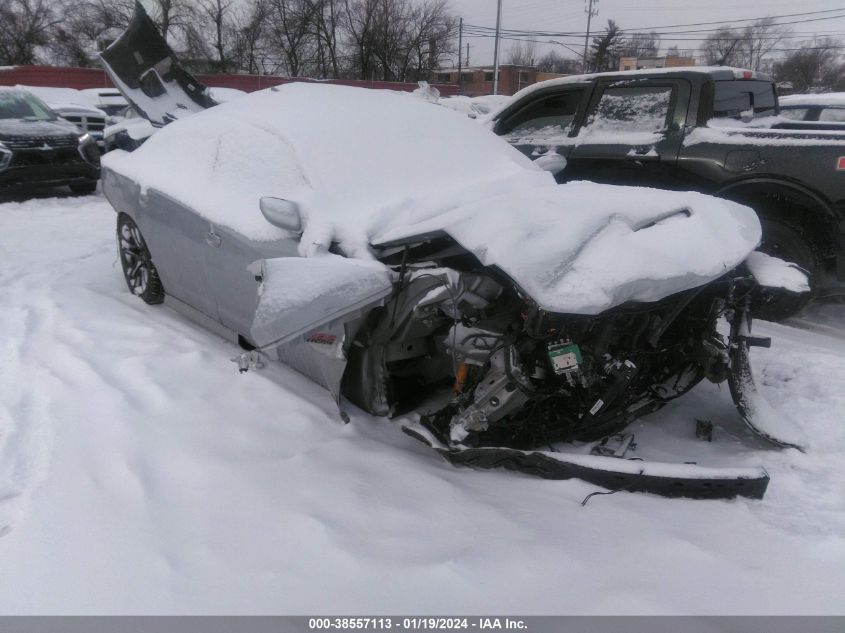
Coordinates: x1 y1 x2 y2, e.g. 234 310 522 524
619 31 659 60
774 38 845 92
740 18 791 71
143 0 198 43
197 0 234 71
231 0 267 74
536 50 580 74
0 0 60 64
701 19 790 70
505 40 537 66
307 0 341 78
390 0 454 81
1 0 457 82
265 0 318 77
700 27 743 66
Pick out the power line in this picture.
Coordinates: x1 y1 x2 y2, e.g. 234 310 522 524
463 8 845 39
608 6 845 32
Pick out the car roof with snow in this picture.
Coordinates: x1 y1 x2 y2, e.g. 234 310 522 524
779 92 845 106
102 81 760 314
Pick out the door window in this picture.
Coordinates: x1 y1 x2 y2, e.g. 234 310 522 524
500 90 584 142
779 107 810 121
585 85 673 135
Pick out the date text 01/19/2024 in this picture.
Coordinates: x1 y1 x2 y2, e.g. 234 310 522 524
308 618 528 630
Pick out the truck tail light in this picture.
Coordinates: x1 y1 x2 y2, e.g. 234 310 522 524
837 157 845 170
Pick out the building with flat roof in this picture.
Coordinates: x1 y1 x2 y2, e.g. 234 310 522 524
432 65 566 96
619 56 696 71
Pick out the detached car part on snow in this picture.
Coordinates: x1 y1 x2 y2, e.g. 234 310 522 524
100 5 808 500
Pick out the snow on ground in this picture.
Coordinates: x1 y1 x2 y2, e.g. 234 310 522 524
0 192 844 614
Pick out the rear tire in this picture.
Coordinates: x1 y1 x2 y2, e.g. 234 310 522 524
752 217 815 321
117 214 164 305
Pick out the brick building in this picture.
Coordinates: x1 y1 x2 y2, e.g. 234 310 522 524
432 65 566 96
618 56 696 71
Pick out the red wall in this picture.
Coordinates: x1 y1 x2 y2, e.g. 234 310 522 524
0 65 458 96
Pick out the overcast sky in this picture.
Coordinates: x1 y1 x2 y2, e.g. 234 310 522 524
446 0 845 67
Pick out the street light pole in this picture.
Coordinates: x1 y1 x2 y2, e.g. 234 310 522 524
492 0 503 95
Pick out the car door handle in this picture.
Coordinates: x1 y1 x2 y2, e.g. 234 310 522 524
205 231 222 248
626 147 661 162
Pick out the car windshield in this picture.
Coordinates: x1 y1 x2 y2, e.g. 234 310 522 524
0 90 57 121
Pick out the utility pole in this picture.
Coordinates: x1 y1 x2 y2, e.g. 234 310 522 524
458 17 463 94
583 0 598 72
492 0 503 95
466 43 471 67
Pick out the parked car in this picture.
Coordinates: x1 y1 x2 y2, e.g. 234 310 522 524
0 87 101 194
491 68 845 319
77 88 129 117
18 85 109 151
779 92 845 125
97 6 807 498
103 106 155 152
102 88 245 152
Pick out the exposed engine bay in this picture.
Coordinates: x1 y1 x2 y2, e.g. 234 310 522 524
343 236 754 455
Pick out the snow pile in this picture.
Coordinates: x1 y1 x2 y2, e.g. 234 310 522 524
207 87 247 103
684 120 845 146
376 181 761 314
780 92 845 107
746 251 811 293
103 82 761 315
0 194 844 614
439 94 511 118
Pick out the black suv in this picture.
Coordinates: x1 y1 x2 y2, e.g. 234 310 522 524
0 87 100 194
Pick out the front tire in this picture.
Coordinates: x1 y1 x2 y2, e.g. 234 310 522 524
753 217 815 321
117 214 164 304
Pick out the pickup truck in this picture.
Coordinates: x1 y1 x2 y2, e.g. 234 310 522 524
492 67 845 319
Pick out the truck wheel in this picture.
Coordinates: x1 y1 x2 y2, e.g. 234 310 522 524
117 214 165 305
753 217 815 321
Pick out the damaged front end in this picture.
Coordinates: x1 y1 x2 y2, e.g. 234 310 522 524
334 235 806 499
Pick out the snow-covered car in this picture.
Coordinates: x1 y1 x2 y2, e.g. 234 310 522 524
102 106 155 152
439 94 512 118
101 88 246 152
101 75 812 499
77 88 129 117
18 86 109 151
98 3 812 498
0 87 101 194
779 92 845 126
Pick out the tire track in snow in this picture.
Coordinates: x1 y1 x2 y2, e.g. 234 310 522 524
0 194 114 537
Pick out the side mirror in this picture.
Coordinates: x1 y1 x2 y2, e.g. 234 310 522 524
260 197 302 233
533 153 567 175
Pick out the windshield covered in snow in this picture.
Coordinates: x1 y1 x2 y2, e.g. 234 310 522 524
0 90 57 121
585 85 673 134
